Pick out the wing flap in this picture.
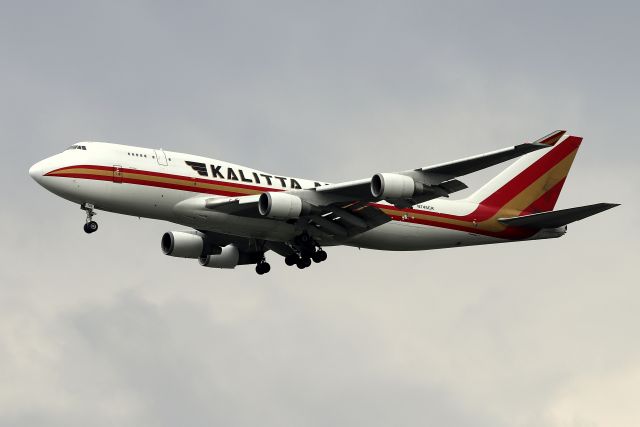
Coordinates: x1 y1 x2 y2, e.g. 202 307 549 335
308 201 391 237
498 203 620 229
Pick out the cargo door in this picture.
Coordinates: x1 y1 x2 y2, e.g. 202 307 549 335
155 149 168 166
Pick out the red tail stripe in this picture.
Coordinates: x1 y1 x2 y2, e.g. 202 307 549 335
480 136 581 208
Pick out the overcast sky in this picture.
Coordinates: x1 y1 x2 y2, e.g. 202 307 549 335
1 1 638 426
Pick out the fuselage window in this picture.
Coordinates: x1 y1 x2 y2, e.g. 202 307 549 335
127 151 153 158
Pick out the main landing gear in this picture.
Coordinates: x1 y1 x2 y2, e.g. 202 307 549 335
81 203 98 234
284 233 328 270
255 254 271 275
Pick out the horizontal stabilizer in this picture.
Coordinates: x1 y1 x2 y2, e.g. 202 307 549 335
498 203 620 229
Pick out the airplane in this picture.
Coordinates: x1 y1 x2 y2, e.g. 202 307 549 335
29 130 618 275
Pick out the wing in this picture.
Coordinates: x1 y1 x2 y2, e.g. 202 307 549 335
180 131 564 239
316 130 564 207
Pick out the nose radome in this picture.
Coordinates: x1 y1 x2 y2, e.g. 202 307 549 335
29 160 45 182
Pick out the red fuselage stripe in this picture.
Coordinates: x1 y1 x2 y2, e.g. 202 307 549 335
46 147 578 241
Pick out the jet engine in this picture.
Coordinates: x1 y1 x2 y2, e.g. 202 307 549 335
370 173 417 199
258 192 317 219
161 231 205 258
199 244 240 269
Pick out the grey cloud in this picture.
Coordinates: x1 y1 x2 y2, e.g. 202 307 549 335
2 293 500 427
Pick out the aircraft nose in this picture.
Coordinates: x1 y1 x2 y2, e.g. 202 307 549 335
29 160 45 183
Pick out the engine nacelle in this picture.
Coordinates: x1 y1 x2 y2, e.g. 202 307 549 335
371 173 416 199
258 192 316 219
199 245 240 269
161 231 205 258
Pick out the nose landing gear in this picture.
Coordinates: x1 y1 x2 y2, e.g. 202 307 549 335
81 203 98 234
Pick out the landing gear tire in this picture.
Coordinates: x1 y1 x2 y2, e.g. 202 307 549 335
256 262 271 275
285 254 299 266
81 203 98 234
83 221 98 234
312 250 327 263
297 257 312 269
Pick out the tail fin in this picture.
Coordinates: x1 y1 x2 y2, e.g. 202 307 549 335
466 132 582 214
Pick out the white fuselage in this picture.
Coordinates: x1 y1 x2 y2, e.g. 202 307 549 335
30 142 560 251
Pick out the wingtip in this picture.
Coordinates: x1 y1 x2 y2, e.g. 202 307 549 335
590 202 621 213
532 130 567 146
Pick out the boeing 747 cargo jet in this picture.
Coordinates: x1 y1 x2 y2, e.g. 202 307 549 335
29 131 618 274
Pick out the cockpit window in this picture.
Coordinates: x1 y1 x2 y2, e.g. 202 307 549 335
66 145 87 151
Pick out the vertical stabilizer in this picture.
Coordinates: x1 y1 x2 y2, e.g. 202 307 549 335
466 134 582 214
